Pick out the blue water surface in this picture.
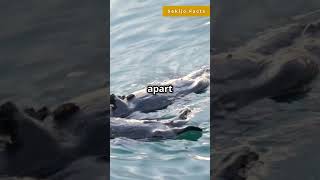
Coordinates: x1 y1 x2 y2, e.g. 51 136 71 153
110 0 210 179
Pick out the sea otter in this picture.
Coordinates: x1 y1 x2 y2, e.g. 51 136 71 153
212 20 320 115
110 108 202 141
110 67 210 118
0 101 107 178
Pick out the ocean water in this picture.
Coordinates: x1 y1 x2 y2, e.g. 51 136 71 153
110 0 210 179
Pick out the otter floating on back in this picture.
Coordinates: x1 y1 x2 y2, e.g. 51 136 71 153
110 67 210 118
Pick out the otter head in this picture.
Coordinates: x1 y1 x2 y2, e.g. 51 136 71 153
110 94 131 118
